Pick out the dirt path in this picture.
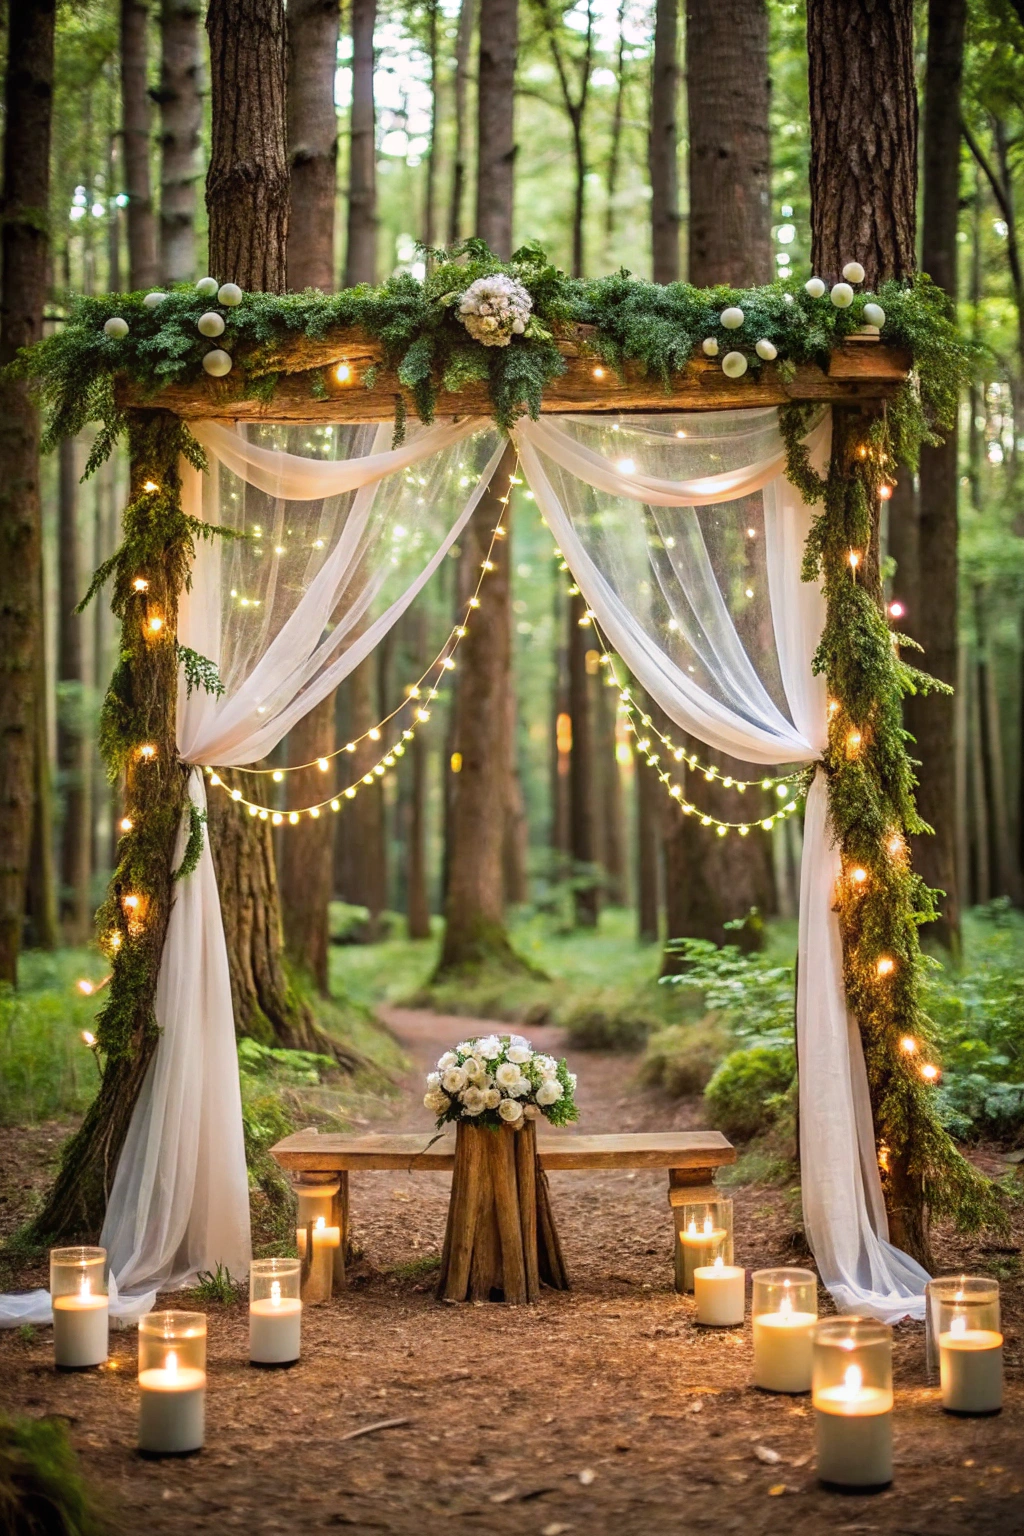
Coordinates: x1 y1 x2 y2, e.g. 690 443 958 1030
1 1012 1021 1535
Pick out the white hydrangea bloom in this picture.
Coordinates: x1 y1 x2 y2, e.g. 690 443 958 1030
535 1055 558 1079
457 275 533 348
476 1035 502 1059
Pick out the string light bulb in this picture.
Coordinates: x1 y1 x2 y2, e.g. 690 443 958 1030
82 1030 97 1048
132 577 149 593
138 743 156 761
846 730 862 755
592 366 605 379
848 550 860 571
142 480 159 493
900 1036 917 1055
317 758 329 772
920 1063 940 1083
879 483 893 501
119 817 133 833
147 614 164 634
876 956 895 977
335 363 351 383
77 979 95 996
850 867 867 885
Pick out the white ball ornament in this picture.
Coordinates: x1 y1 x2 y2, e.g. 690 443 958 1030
202 348 233 377
842 262 866 285
143 291 168 309
701 337 720 357
217 283 243 306
196 276 219 297
755 338 777 360
863 302 886 328
722 351 748 379
197 311 226 337
830 282 854 309
720 306 744 329
103 316 129 338
805 277 826 299
783 293 794 305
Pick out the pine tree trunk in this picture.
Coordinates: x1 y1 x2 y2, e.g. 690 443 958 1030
334 656 387 939
280 697 335 992
25 558 58 953
969 650 990 904
686 0 771 287
437 1119 568 1303
345 0 377 286
904 0 966 954
206 0 290 291
475 0 517 258
406 728 431 939
568 593 599 926
121 0 160 291
0 0 55 984
157 0 202 284
448 0 475 245
503 686 529 906
806 0 916 286
550 589 571 863
594 660 627 905
287 0 340 291
57 436 92 943
636 728 661 943
423 0 439 252
649 0 679 284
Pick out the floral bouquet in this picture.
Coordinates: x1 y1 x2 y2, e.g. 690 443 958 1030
456 274 535 347
424 1034 579 1130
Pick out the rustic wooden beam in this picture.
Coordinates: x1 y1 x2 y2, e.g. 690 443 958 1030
117 333 910 423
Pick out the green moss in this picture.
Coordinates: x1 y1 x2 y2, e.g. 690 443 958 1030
704 1044 796 1140
0 1415 104 1536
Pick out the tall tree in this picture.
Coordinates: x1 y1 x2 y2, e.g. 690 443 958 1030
0 0 56 983
806 0 927 1262
475 0 517 260
280 0 341 993
649 0 680 283
157 0 202 284
660 0 775 962
903 0 968 954
345 0 377 286
57 438 92 942
533 0 595 278
121 0 160 290
423 0 440 254
568 594 598 925
448 0 475 245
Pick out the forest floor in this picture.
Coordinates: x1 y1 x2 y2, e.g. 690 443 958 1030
0 1005 1022 1536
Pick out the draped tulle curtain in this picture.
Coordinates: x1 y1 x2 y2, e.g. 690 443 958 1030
514 407 929 1323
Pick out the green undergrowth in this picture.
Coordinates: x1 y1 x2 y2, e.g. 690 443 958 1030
0 1415 105 1536
0 950 107 1125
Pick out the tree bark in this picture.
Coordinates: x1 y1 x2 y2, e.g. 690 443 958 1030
345 0 377 287
279 697 335 992
603 0 628 259
157 0 202 285
287 0 339 291
594 659 626 904
0 0 55 984
649 0 680 284
448 0 475 246
25 556 58 953
406 728 431 939
475 0 517 258
121 0 160 291
423 0 439 253
568 592 599 925
686 0 771 287
806 0 917 286
206 0 290 290
636 717 661 943
534 0 594 278
903 0 966 955
57 437 93 943
334 655 387 938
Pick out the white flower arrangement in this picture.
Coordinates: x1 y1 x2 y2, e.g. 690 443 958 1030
456 274 534 348
424 1033 579 1129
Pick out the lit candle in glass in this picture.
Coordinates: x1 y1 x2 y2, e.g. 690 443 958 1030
939 1309 1002 1415
813 1318 893 1489
752 1268 817 1393
677 1209 729 1293
693 1254 745 1326
138 1311 206 1455
249 1258 302 1366
50 1246 108 1369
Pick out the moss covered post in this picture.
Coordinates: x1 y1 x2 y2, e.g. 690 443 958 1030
32 411 192 1238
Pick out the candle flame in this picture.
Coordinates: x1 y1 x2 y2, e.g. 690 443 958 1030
841 1364 863 1398
779 1295 793 1321
687 1219 697 1237
315 1215 325 1231
702 1215 713 1237
950 1312 967 1337
79 1275 91 1299
713 1255 724 1272
165 1350 178 1376
270 1280 281 1308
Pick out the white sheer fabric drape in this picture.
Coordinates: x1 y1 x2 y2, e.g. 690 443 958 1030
515 408 928 1322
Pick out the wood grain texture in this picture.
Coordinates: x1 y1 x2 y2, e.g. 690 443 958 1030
272 1127 736 1171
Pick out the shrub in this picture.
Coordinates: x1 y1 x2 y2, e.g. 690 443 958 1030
640 1017 730 1096
0 1415 103 1536
703 1044 796 1140
559 993 661 1051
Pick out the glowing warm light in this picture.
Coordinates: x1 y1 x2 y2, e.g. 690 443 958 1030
888 601 904 619
847 730 862 754
468 596 480 608
107 931 122 949
900 1036 917 1054
747 527 756 539
335 363 351 383
856 445 868 460
132 577 149 593
850 867 868 884
876 956 895 977
828 699 840 716
879 483 892 501
315 1216 325 1232
592 366 605 379
309 807 320 818
77 979 94 996
950 1312 967 1338
231 788 241 802
272 812 283 826
288 812 299 825
138 743 156 760
271 1281 281 1308
450 751 462 773
368 728 381 741
119 817 133 832
210 772 221 786
848 550 860 570
920 1062 940 1083
887 835 903 856
123 894 140 911
702 1215 713 1237
272 770 284 783
840 1364 864 1400
442 656 456 670
556 712 573 755
416 708 430 722
82 1030 96 1047
317 758 329 771
165 1350 179 1377
142 480 159 493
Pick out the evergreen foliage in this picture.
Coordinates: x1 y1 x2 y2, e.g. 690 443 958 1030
0 1415 103 1536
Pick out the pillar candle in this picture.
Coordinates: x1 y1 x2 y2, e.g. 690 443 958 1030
694 1256 745 1326
250 1282 302 1365
939 1321 1003 1414
138 1352 206 1454
814 1366 892 1488
678 1217 728 1292
753 1299 817 1392
52 1283 108 1368
296 1216 340 1257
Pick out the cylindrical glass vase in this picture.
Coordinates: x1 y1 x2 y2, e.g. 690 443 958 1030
50 1246 108 1368
676 1196 733 1293
138 1311 207 1455
928 1276 1001 1414
250 1258 302 1366
751 1267 817 1393
813 1317 893 1489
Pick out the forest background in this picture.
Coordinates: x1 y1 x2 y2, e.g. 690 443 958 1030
2 0 1024 1216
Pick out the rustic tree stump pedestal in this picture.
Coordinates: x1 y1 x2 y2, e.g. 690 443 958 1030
436 1119 569 1303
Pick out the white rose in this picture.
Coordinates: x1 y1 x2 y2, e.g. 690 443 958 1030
424 1091 450 1114
461 1086 487 1115
426 1072 441 1091
535 1055 558 1079
509 1034 530 1047
485 1088 501 1109
510 1075 531 1098
498 1098 523 1123
536 1079 563 1107
477 1036 502 1059
437 1052 457 1071
495 1061 520 1089
462 1057 485 1082
442 1066 468 1094
456 1042 473 1055
507 1045 531 1064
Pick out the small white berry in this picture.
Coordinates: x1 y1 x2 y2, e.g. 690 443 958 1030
103 316 129 338
701 337 719 357
805 277 826 299
830 282 854 309
197 311 226 337
755 338 777 361
863 302 886 328
202 348 233 377
783 293 794 305
196 276 219 297
143 292 168 309
842 262 866 285
217 282 243 306
722 351 748 379
720 306 744 329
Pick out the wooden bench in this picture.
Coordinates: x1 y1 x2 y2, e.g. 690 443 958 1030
270 1129 735 1302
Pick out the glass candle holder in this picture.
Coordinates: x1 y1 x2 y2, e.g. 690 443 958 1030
138 1311 207 1455
50 1246 108 1368
249 1258 302 1366
812 1317 893 1489
676 1196 733 1293
751 1267 817 1392
928 1276 1002 1414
